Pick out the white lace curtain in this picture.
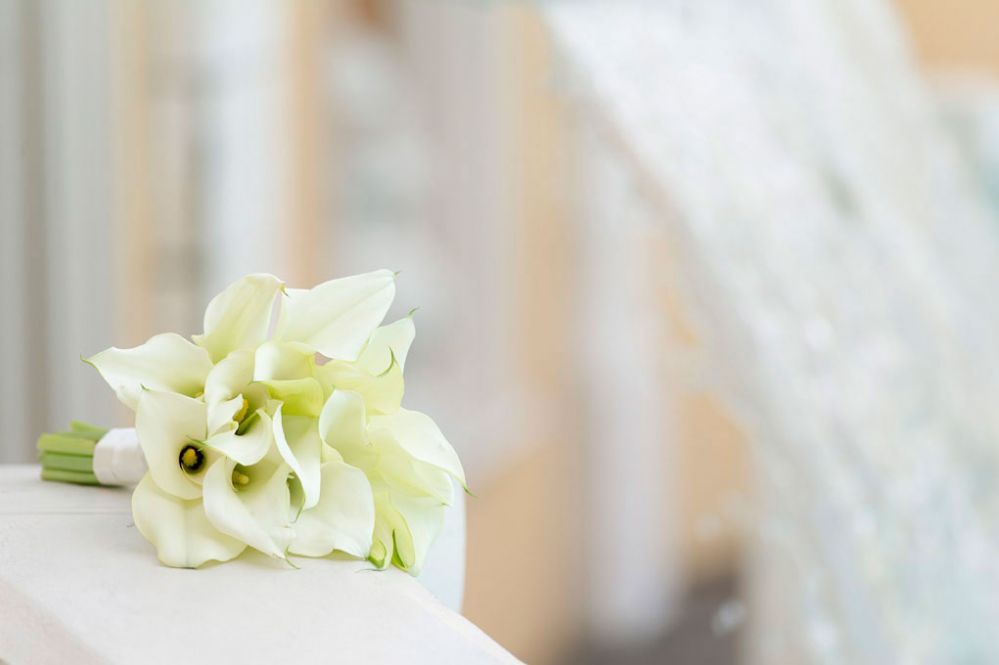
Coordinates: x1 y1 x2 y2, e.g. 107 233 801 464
544 0 999 662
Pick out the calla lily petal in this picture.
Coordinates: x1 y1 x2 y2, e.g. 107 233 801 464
318 390 376 467
135 390 209 500
253 341 316 382
202 458 292 559
207 395 243 437
367 409 466 488
369 501 394 569
357 317 416 374
276 269 395 360
389 490 446 575
132 473 246 568
273 406 322 510
369 488 445 575
377 437 455 504
194 274 284 362
290 456 375 558
316 318 414 414
203 409 274 466
87 333 212 410
317 357 404 415
203 349 255 406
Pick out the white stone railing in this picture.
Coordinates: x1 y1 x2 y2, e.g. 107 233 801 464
0 466 517 664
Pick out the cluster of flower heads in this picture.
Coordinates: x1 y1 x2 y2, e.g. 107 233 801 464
87 270 465 572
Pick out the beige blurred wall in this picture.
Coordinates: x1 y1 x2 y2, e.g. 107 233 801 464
896 0 999 74
460 7 583 664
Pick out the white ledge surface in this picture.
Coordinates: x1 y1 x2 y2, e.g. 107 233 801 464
0 465 518 665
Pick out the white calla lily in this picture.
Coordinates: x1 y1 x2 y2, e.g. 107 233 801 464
273 405 322 510
132 473 246 568
368 409 466 490
202 456 293 559
357 316 415 374
194 273 284 362
86 333 212 410
375 435 455 504
368 486 446 575
318 390 377 467
134 390 213 501
276 269 395 360
317 356 403 416
386 490 447 574
289 450 375 558
206 394 246 437
318 387 463 573
315 317 414 416
203 408 274 467
202 349 268 436
203 349 255 407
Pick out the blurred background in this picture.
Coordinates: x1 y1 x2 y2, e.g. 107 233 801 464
3 1 999 663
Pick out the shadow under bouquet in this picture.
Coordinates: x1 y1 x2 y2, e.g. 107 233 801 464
37 270 466 574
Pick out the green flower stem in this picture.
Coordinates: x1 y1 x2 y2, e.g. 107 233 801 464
40 468 100 485
37 433 98 456
37 421 108 485
68 420 106 438
39 452 94 473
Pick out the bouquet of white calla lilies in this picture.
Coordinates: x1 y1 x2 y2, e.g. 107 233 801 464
39 270 466 573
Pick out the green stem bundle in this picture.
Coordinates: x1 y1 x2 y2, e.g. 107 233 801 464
37 421 107 485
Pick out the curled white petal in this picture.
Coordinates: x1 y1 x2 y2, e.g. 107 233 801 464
194 274 284 362
273 406 322 510
203 349 255 407
253 341 316 382
369 488 445 575
132 473 245 568
276 269 395 360
202 458 292 558
367 409 466 488
318 390 375 467
290 458 375 558
203 409 273 466
377 439 454 504
86 333 212 411
207 395 243 437
357 317 415 374
316 358 404 416
391 491 446 574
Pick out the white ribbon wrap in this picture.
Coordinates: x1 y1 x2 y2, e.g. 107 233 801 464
92 428 147 486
